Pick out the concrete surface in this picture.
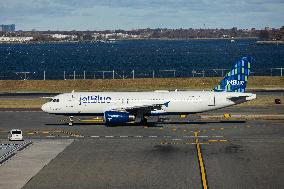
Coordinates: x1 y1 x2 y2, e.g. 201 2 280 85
0 140 73 189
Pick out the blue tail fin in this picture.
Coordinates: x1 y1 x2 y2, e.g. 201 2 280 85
213 56 252 93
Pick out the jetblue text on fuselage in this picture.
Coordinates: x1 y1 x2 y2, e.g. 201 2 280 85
226 80 244 86
79 95 111 105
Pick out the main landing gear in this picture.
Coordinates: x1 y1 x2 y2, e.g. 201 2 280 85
69 116 74 126
140 117 148 125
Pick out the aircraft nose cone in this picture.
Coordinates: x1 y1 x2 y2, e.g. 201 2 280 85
41 103 49 112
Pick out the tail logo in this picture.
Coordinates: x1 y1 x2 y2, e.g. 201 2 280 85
213 56 253 93
226 80 245 86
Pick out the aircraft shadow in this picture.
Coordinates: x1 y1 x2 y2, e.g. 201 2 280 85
45 122 160 127
45 120 246 127
156 120 246 124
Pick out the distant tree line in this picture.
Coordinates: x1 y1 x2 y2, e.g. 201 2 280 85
258 26 284 40
0 27 283 41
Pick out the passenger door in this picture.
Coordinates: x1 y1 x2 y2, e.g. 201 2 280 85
208 94 215 106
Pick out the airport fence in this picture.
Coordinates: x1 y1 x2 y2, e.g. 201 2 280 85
0 68 283 80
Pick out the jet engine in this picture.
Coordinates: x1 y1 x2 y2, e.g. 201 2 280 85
104 111 135 125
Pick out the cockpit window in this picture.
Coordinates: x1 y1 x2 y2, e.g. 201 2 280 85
51 99 59 102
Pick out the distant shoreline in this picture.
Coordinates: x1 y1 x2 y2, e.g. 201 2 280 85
0 37 259 44
126 37 258 41
256 40 284 45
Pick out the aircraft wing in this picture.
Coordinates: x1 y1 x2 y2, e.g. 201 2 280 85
110 101 170 113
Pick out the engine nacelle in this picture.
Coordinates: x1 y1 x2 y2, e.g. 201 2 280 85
104 111 135 125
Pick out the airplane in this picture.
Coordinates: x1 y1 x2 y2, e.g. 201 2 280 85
41 56 256 126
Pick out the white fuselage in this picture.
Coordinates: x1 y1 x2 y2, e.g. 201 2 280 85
41 90 256 115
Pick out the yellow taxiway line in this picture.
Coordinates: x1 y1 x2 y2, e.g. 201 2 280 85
79 119 104 123
195 136 208 189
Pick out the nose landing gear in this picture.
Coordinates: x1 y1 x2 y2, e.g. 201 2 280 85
69 116 74 126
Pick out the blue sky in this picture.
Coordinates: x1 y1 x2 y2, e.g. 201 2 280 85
1 0 283 30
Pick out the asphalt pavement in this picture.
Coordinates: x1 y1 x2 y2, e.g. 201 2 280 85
0 109 283 189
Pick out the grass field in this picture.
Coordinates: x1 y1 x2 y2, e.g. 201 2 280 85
0 76 283 108
0 95 282 109
0 99 48 109
0 76 283 92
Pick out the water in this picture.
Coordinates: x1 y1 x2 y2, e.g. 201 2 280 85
0 39 283 79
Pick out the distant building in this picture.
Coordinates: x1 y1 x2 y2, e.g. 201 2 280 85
231 27 238 32
265 27 272 31
50 34 77 40
0 36 33 43
0 24 16 32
